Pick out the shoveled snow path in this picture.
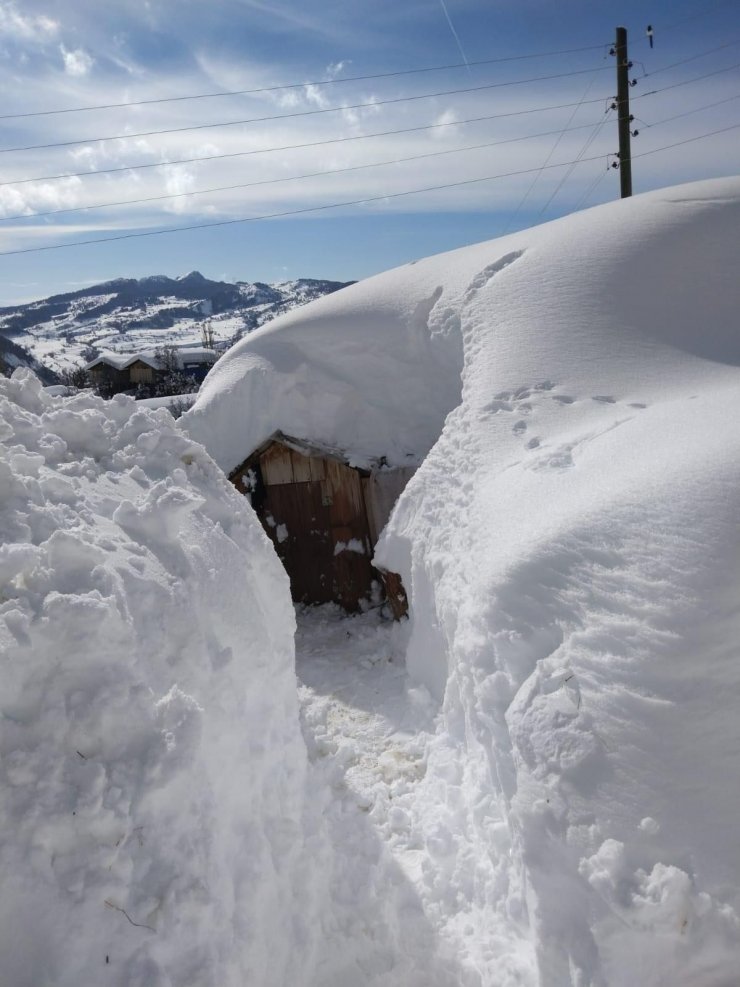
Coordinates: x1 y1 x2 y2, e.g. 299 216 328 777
297 605 434 831
294 606 535 987
295 606 469 986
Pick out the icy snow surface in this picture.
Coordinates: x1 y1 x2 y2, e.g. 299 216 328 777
187 177 740 984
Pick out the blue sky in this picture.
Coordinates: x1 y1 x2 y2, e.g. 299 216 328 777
0 0 737 302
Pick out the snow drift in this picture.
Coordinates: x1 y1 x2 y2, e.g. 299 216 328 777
0 372 464 987
0 372 311 987
187 176 740 985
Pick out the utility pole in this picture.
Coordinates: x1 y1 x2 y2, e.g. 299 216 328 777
201 318 215 349
614 26 633 198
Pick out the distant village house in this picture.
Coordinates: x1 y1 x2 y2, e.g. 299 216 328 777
86 347 217 396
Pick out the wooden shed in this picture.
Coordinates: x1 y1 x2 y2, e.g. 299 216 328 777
229 432 413 616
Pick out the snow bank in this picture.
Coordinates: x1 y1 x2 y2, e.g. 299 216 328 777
0 371 313 987
187 176 740 984
377 176 740 984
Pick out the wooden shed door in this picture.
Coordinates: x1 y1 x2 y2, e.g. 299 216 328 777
263 481 335 604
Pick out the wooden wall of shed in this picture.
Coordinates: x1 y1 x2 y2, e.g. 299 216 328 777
230 440 412 617
88 364 127 392
257 443 376 612
128 361 155 384
362 467 416 544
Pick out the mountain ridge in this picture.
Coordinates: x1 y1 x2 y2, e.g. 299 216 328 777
0 272 353 377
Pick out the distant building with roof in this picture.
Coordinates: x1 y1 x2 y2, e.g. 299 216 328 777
85 346 217 396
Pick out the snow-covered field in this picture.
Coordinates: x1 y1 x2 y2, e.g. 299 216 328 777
17 299 249 375
2 176 740 985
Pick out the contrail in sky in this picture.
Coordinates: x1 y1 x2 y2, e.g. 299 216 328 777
438 0 470 68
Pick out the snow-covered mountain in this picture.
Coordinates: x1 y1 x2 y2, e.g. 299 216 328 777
0 271 351 377
0 332 58 383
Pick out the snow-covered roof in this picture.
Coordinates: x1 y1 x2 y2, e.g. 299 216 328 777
85 350 160 371
237 429 381 473
176 346 217 365
86 347 217 372
185 176 740 476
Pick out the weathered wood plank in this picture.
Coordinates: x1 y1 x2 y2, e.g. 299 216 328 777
260 444 294 485
289 448 313 482
262 481 334 604
380 569 409 620
364 467 416 543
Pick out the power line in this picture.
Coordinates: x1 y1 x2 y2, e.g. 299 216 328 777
637 60 740 98
648 0 736 35
632 120 740 158
637 91 740 128
0 157 612 257
0 95 616 188
538 110 613 215
0 44 610 121
2 61 727 188
0 65 613 155
2 122 736 258
503 72 601 233
0 119 606 224
573 163 610 211
643 37 740 76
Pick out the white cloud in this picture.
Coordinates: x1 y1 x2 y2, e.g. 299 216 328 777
430 108 459 139
60 44 94 77
0 2 58 40
1 56 735 249
325 60 351 81
0 176 83 219
162 165 198 213
303 83 330 109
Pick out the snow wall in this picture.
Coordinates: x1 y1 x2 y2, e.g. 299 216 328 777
0 373 316 987
375 177 740 985
187 176 740 985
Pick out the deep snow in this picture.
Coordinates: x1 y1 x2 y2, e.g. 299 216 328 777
0 373 472 987
2 176 740 986
187 176 740 984
0 371 315 986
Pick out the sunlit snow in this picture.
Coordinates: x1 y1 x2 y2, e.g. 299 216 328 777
2 176 740 986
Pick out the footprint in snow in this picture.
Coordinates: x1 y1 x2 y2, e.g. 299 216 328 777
592 396 649 409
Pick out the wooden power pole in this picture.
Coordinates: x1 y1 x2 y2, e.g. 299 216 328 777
615 26 633 198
